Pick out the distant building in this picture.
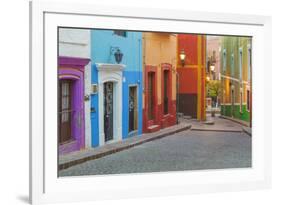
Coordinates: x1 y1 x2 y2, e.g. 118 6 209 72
206 36 221 80
206 36 221 107
220 36 252 124
177 34 206 120
142 33 177 133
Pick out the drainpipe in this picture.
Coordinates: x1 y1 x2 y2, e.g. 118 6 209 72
138 38 141 84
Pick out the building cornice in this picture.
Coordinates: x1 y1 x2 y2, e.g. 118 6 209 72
96 63 126 71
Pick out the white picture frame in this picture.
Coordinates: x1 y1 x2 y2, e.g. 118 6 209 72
30 0 272 204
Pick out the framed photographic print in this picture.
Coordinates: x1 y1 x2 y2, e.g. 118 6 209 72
30 0 272 204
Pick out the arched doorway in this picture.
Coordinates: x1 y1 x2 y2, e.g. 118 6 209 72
96 63 125 146
58 56 90 155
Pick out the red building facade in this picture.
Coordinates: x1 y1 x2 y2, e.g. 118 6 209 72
142 33 177 133
177 34 206 120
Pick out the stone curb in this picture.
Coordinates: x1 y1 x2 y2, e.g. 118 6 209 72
59 124 192 171
190 125 252 136
190 127 242 133
242 127 252 136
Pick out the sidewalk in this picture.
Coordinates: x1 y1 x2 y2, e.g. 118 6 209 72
180 114 245 133
219 115 251 136
59 122 191 170
219 115 250 127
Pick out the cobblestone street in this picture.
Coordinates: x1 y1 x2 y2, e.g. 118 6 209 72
59 124 251 176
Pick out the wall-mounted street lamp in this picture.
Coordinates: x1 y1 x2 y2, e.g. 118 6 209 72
179 49 186 67
114 49 123 64
110 47 123 64
207 51 217 80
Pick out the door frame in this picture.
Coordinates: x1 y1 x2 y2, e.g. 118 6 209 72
97 63 124 146
103 81 115 142
58 56 90 155
58 79 73 144
161 63 172 116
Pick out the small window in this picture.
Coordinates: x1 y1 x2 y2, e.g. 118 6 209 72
231 53 234 76
113 30 127 37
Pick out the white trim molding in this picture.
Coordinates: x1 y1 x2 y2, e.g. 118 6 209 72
96 63 126 71
96 63 125 146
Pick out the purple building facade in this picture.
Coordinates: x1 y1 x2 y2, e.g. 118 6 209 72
58 28 91 155
58 56 90 154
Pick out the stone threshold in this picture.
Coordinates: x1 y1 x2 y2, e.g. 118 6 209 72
59 123 191 170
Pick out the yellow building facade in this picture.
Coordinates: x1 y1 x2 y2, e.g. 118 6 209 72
142 32 177 132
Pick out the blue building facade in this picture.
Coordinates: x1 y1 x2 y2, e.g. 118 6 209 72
90 30 143 147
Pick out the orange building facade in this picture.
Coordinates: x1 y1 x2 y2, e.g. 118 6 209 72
142 33 177 133
177 34 206 121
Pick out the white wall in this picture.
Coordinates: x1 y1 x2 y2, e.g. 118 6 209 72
0 0 280 205
59 28 92 148
59 28 90 58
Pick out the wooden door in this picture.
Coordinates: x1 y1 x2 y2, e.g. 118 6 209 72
163 70 169 115
129 86 138 132
104 82 114 142
59 80 72 144
231 89 235 117
148 72 155 121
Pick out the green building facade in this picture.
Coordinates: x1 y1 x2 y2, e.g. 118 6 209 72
220 36 252 125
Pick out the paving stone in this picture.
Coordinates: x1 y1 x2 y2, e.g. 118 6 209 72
58 116 252 175
188 116 244 132
59 123 191 169
59 130 251 177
